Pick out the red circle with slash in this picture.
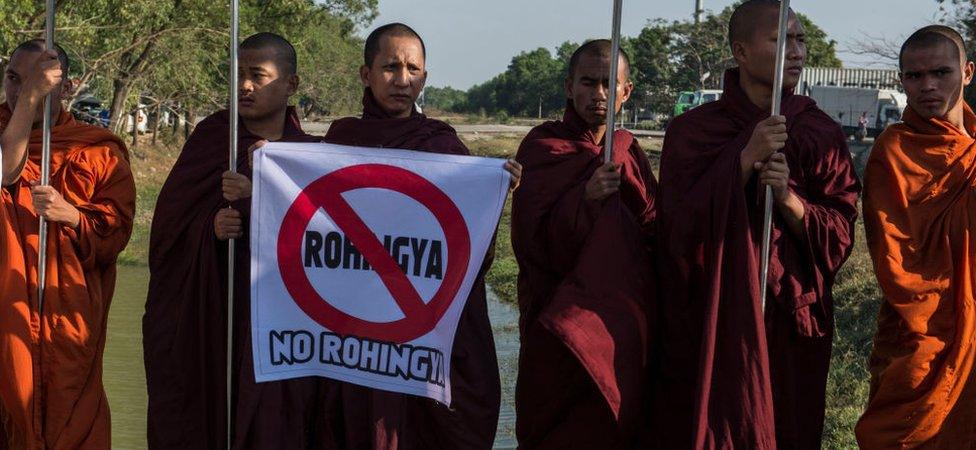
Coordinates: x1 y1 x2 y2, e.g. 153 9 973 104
277 164 471 343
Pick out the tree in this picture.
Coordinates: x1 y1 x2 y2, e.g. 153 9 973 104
0 0 378 134
423 86 467 113
454 3 842 120
625 3 842 118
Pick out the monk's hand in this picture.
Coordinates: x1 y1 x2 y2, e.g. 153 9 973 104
25 49 64 102
504 159 523 191
30 184 80 228
247 140 268 168
742 115 787 176
214 207 243 241
585 162 621 201
222 171 252 202
756 152 791 203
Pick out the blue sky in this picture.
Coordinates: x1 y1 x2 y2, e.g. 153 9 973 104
362 0 952 89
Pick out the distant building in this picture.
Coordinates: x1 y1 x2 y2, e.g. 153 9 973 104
796 67 901 95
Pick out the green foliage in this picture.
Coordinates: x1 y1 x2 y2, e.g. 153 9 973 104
454 4 841 120
465 43 574 118
423 86 468 113
798 14 842 68
0 0 377 130
625 4 841 118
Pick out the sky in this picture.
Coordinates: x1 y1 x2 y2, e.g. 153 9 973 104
361 0 952 89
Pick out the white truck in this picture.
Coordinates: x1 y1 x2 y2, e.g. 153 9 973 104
808 86 907 138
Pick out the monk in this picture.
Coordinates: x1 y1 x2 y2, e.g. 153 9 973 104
856 25 976 449
654 1 861 448
316 22 519 450
510 40 657 450
144 33 323 449
0 40 135 449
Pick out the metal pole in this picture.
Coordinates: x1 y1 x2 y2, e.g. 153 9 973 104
695 0 704 24
603 0 623 164
226 0 239 448
37 0 55 314
759 0 791 313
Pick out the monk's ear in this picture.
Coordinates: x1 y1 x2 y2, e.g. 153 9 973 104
564 76 573 99
731 41 748 65
286 74 300 97
61 77 79 100
420 69 428 90
620 80 634 104
359 65 370 87
964 61 975 87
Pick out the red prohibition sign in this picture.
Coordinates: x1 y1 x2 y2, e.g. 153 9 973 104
277 164 471 343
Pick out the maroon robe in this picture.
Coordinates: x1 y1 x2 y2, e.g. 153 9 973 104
317 88 501 450
653 69 860 449
511 103 658 450
144 107 324 449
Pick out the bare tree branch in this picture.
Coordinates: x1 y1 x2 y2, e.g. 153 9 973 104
843 32 901 68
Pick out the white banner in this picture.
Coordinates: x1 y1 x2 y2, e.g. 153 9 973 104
250 142 508 405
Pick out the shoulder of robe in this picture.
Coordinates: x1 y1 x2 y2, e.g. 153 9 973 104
865 125 908 171
420 117 469 155
665 100 725 137
422 116 460 137
326 116 358 131
189 110 229 138
517 122 561 152
170 110 229 168
63 120 130 163
516 122 582 164
790 107 847 155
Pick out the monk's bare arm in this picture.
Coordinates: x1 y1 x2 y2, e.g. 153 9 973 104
0 94 40 185
759 152 807 241
777 193 806 240
2 49 62 185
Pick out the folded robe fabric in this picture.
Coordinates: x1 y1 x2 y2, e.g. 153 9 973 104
857 103 976 449
653 68 859 449
0 104 135 449
511 102 658 450
145 107 325 449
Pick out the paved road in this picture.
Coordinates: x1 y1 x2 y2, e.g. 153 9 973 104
299 121 664 138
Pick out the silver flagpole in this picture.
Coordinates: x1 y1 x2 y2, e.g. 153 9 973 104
759 0 791 313
226 0 239 448
603 0 623 164
37 0 55 314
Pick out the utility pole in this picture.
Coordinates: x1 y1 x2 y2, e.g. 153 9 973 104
695 0 704 24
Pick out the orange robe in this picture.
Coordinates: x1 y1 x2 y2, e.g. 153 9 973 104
857 104 976 448
0 104 135 449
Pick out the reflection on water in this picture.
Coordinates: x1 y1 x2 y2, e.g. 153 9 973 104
103 267 521 449
105 264 149 449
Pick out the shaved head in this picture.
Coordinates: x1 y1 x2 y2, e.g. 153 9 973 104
728 0 788 51
364 23 426 67
11 39 69 72
568 39 631 81
899 25 967 71
241 32 297 75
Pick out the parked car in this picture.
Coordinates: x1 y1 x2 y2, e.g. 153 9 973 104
673 89 723 117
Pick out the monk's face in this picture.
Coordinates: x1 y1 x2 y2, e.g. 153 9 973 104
4 48 69 126
565 53 633 128
733 10 806 90
900 41 974 120
238 47 298 121
360 35 427 119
